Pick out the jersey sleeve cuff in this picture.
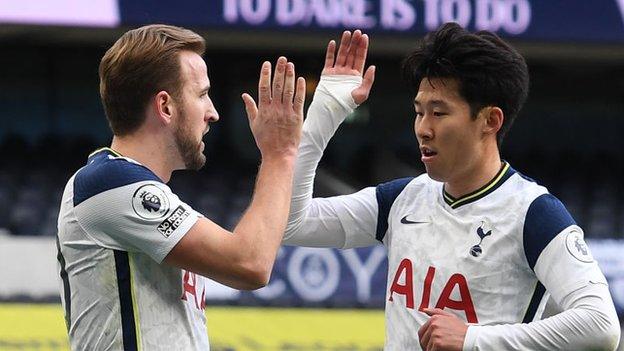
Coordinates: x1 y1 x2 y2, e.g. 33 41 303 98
462 325 479 351
152 211 201 263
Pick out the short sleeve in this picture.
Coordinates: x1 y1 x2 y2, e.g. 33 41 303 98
534 226 608 304
525 193 608 303
72 158 201 263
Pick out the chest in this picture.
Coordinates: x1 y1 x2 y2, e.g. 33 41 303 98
385 199 535 318
388 201 524 264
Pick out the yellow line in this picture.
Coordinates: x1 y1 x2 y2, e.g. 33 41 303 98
88 147 122 158
443 192 455 203
451 163 510 208
129 254 143 351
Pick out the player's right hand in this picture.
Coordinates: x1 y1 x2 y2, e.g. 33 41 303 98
322 30 376 105
242 57 306 161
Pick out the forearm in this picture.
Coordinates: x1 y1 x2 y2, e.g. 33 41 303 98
283 188 379 249
464 284 620 350
286 75 362 240
234 156 295 279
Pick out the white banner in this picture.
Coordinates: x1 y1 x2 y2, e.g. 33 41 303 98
0 0 120 27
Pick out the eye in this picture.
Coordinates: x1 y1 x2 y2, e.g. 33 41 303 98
433 111 447 117
415 111 424 118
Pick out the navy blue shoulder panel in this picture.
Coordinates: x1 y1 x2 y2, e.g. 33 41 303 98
73 153 162 207
375 177 414 242
523 193 575 270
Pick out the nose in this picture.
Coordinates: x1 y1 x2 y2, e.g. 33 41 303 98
415 115 433 141
207 110 219 122
206 98 220 122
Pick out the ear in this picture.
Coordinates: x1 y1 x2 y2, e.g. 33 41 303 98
153 91 175 126
480 106 504 137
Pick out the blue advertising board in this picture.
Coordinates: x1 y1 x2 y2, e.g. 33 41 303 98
117 0 624 43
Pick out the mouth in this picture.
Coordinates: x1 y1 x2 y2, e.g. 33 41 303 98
200 125 211 143
420 146 438 162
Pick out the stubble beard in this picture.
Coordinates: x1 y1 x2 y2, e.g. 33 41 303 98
174 107 206 171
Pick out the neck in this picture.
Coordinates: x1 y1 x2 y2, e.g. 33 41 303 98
444 147 502 199
110 133 177 183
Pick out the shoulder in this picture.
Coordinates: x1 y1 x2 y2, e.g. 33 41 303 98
524 193 575 234
375 175 432 241
376 173 431 199
523 192 576 269
73 151 163 207
376 177 415 200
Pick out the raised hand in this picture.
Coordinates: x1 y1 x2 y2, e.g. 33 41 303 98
322 30 376 104
242 57 306 160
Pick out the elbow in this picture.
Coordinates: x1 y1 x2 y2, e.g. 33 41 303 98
586 311 621 351
240 272 271 290
599 320 621 351
232 261 271 291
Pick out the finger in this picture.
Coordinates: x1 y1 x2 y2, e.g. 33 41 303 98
241 93 258 122
345 30 362 69
352 65 376 105
362 65 376 90
423 308 453 317
293 76 306 119
272 56 287 104
419 320 433 350
258 61 271 107
353 33 369 73
335 31 352 67
417 316 432 341
324 40 336 69
283 62 295 105
423 328 436 351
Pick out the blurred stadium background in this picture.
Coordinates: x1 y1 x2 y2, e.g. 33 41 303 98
0 0 624 350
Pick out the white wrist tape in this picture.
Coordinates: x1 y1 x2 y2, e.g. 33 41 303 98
303 75 362 150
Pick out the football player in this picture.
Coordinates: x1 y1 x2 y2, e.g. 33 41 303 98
284 25 620 350
56 24 305 349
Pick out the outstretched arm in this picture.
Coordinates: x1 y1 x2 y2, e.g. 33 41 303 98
166 57 306 290
284 30 379 248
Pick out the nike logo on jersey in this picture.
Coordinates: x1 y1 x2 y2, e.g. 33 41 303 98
400 215 429 224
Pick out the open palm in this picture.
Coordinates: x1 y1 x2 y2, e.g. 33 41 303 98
322 30 376 105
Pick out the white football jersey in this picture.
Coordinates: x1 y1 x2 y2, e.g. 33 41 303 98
376 163 605 350
56 148 209 350
285 75 619 350
285 161 609 350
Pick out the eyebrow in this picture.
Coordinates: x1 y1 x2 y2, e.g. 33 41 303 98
414 99 449 107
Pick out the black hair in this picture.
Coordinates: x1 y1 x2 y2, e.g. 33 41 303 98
402 22 529 145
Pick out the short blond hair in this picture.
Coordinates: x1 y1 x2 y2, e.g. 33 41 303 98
99 24 206 136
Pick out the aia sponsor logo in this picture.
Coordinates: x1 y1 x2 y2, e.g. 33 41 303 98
388 259 478 323
181 270 206 311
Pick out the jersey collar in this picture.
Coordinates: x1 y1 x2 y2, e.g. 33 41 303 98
442 161 515 209
88 147 123 159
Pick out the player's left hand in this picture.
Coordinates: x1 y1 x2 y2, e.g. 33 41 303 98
322 29 375 105
418 308 468 351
